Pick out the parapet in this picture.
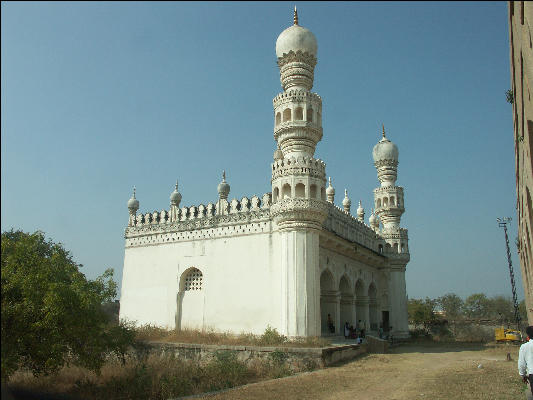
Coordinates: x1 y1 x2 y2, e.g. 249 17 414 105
273 90 322 109
323 202 389 255
272 156 326 179
126 192 272 236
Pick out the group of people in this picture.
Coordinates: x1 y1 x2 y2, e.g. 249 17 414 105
343 321 366 342
326 314 368 342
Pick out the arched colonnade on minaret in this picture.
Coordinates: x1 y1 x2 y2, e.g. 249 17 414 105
318 262 390 336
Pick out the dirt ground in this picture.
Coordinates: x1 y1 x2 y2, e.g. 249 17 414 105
197 342 528 400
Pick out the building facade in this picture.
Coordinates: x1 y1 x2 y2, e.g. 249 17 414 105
509 1 533 324
119 10 410 338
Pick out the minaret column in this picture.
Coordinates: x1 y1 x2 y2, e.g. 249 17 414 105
272 9 329 337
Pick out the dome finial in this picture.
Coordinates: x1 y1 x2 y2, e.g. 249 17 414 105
293 5 298 25
382 123 386 138
218 170 230 199
175 180 178 190
133 186 136 198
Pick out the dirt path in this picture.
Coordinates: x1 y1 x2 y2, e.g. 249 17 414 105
197 343 524 400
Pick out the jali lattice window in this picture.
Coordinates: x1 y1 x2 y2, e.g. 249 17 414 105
184 268 203 291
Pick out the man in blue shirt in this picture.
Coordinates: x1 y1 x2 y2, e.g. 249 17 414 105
518 326 533 399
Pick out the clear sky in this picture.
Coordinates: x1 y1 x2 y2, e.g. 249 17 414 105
1 1 524 301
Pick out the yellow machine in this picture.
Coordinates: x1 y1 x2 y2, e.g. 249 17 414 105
495 327 522 343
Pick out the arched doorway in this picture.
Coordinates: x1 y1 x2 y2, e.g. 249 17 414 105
339 275 354 333
320 270 337 335
177 267 205 330
355 279 366 330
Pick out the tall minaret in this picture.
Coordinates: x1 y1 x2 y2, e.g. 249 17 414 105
372 124 410 338
270 8 328 337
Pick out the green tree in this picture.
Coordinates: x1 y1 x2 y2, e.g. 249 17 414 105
407 298 438 332
486 296 515 322
463 293 490 319
1 230 135 381
437 293 464 320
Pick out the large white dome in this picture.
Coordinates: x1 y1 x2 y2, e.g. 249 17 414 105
276 24 317 58
372 137 399 163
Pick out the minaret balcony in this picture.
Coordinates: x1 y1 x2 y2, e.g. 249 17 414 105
274 122 323 142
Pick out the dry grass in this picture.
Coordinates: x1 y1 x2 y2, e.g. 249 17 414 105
201 342 528 400
134 325 331 348
7 351 296 400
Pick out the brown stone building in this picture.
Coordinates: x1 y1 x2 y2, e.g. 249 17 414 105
509 1 533 324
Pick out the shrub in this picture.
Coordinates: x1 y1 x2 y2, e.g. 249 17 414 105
269 350 289 365
258 326 287 346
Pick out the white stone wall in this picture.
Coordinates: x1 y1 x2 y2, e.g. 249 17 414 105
120 228 284 335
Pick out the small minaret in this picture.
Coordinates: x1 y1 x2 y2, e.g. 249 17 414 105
127 186 139 227
372 124 409 338
372 125 404 231
169 180 182 222
342 189 351 213
357 200 365 222
326 177 335 203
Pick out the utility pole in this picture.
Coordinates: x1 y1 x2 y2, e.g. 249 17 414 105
497 217 521 331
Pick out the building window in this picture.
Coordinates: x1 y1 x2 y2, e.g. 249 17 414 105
184 268 203 291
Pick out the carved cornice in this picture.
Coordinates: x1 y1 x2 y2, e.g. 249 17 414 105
273 91 322 109
274 124 323 142
125 209 272 239
271 156 326 180
374 159 398 169
271 198 328 231
277 50 317 68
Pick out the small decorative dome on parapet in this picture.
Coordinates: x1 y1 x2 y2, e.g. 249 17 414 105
127 186 139 211
273 145 284 161
357 200 365 219
170 180 182 206
217 170 230 200
275 7 317 58
342 189 351 209
372 124 399 163
326 177 335 203
369 208 379 230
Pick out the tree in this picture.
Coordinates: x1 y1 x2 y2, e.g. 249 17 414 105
437 293 464 320
1 230 134 381
463 293 490 319
408 298 438 332
486 296 515 323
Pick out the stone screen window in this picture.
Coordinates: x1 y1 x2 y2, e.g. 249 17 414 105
184 268 203 291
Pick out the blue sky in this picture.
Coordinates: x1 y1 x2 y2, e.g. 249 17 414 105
1 1 524 300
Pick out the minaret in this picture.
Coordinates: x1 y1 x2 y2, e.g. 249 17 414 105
372 124 410 338
372 125 405 233
270 9 328 337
